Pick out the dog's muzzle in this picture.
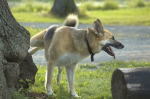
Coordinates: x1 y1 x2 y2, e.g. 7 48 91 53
102 40 124 59
110 40 124 49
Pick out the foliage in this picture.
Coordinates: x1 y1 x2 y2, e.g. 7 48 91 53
79 2 102 11
136 0 146 7
12 2 50 13
12 92 28 99
78 6 89 17
125 0 148 8
103 1 119 10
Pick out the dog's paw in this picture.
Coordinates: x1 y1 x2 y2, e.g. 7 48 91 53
47 90 55 96
47 92 56 98
72 95 81 98
71 93 81 98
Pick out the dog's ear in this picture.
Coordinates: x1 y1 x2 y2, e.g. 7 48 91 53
93 19 104 35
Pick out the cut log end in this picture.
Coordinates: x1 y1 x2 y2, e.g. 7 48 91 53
111 68 150 99
111 69 127 99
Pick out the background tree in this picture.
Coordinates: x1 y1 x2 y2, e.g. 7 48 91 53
51 0 78 16
0 0 37 98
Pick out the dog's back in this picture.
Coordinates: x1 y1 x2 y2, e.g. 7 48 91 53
29 14 79 55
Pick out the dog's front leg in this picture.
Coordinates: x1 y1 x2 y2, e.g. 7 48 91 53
45 61 54 96
65 65 80 97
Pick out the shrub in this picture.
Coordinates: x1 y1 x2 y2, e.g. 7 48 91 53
12 2 50 13
78 7 88 17
80 2 102 11
136 0 145 7
103 1 119 10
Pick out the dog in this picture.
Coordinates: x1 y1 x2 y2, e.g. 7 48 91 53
29 15 124 97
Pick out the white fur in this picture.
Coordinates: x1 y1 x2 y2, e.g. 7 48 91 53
100 40 111 45
55 53 83 66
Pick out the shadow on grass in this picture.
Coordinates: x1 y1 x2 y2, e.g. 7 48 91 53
56 84 73 99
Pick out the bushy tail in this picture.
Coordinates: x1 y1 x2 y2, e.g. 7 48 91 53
64 14 79 28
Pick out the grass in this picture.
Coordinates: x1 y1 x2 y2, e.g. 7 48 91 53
13 12 64 23
12 7 150 26
12 2 50 13
25 27 42 36
85 7 150 26
102 1 119 10
14 61 150 99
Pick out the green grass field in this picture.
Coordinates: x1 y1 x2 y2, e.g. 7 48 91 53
12 7 150 26
13 61 150 99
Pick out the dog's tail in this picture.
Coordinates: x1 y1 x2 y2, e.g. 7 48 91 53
64 14 79 28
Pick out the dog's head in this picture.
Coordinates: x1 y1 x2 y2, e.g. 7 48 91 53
87 19 124 58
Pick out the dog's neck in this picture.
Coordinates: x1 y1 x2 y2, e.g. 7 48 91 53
85 29 95 62
72 29 95 59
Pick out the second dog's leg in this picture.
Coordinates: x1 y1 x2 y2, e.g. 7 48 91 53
57 67 63 85
45 61 54 96
65 65 79 97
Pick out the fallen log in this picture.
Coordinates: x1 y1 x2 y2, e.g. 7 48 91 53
111 68 150 99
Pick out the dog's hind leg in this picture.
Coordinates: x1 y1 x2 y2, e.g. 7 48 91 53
45 61 54 96
29 31 45 53
57 67 63 85
65 64 80 97
28 47 41 55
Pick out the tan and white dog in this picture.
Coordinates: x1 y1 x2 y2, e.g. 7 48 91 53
29 15 124 97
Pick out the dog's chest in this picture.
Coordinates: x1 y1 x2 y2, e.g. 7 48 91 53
55 53 83 66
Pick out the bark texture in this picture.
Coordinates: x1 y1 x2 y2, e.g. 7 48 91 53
0 0 37 99
51 0 78 16
111 68 150 99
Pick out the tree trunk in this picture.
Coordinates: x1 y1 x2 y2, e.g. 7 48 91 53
0 0 37 99
51 0 78 16
111 68 150 99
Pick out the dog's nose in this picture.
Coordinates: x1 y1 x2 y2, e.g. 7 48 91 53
119 43 124 49
113 41 124 49
117 42 124 49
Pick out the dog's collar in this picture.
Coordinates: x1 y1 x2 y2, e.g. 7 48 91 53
85 34 95 62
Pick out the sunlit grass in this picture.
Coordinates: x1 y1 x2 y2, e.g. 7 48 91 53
13 7 150 26
25 27 42 36
12 12 64 23
24 61 150 99
11 2 50 13
82 7 150 25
